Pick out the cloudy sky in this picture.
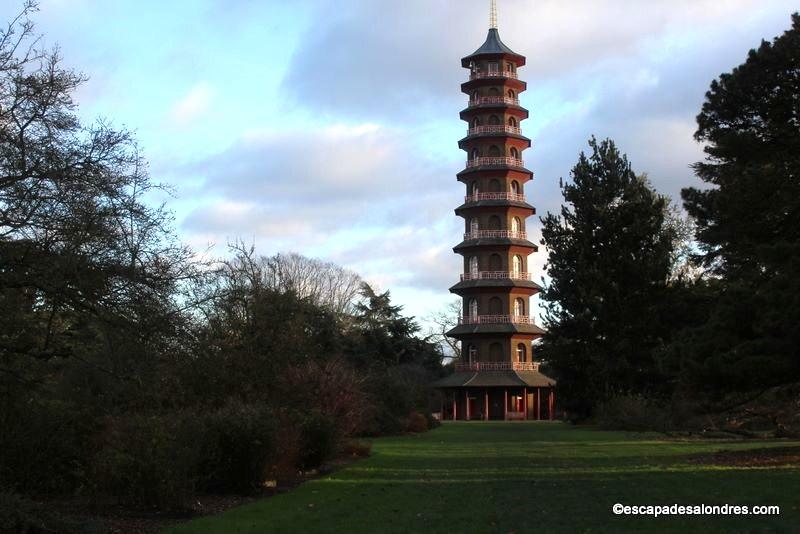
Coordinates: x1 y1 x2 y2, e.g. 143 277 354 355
8 0 796 323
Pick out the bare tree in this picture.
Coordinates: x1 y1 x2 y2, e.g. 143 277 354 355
425 299 461 362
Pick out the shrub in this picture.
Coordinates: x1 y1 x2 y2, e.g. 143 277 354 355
406 412 429 433
297 410 339 470
341 441 372 458
91 413 200 509
0 399 94 494
195 403 277 493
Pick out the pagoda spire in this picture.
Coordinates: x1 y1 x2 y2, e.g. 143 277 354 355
490 0 498 29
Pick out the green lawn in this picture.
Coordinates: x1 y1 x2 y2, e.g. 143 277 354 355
166 423 800 533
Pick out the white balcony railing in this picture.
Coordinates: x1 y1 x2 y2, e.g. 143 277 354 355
460 271 533 281
463 230 527 240
455 361 540 372
458 315 537 325
466 157 525 168
470 71 519 80
464 192 526 203
467 125 521 136
469 96 520 106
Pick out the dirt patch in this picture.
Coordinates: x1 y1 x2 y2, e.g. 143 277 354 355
687 446 800 468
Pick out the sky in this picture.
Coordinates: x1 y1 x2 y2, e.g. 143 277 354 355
6 0 797 326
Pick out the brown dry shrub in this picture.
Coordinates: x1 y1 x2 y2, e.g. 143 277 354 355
341 440 372 458
406 411 429 433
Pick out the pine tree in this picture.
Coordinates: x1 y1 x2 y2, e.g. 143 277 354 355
677 13 800 401
540 138 675 418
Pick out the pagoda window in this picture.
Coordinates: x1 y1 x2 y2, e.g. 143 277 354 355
469 256 479 276
471 148 479 160
489 254 502 270
472 90 479 100
488 145 501 156
470 218 479 234
469 299 478 318
511 217 521 233
508 116 518 127
517 343 527 363
489 215 501 230
507 89 515 99
489 115 500 126
510 147 520 158
488 87 500 96
469 182 479 195
488 61 499 73
512 255 522 276
514 298 525 317
468 345 477 364
489 297 502 314
511 181 520 194
506 62 515 72
489 179 501 192
472 117 481 128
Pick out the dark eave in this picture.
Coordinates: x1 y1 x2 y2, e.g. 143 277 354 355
461 29 526 68
459 104 529 121
446 322 546 337
449 279 542 294
453 237 538 253
432 369 554 388
458 165 533 179
458 133 531 151
454 200 536 216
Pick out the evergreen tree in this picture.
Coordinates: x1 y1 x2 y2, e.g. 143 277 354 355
540 138 675 418
677 13 800 401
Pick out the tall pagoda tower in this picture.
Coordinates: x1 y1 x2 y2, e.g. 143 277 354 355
435 1 556 421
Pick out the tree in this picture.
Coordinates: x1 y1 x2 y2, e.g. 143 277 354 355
0 2 196 378
539 138 675 418
677 13 800 404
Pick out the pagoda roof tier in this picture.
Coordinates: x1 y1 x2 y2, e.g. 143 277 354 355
454 200 535 216
453 237 538 253
459 105 529 121
461 29 526 68
432 369 554 389
457 166 532 180
446 322 545 337
461 77 526 94
458 133 531 151
457 168 533 185
449 279 542 294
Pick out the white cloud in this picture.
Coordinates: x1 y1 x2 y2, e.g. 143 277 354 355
169 82 215 125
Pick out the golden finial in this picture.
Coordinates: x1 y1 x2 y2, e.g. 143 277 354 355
490 0 498 29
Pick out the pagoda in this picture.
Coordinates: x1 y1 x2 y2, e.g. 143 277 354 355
434 1 556 421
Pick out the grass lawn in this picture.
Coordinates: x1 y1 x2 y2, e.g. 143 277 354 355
166 423 800 533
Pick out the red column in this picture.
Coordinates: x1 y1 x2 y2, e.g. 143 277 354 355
523 387 528 421
503 389 508 421
452 392 457 421
537 388 541 420
484 389 489 421
549 389 555 421
465 389 470 421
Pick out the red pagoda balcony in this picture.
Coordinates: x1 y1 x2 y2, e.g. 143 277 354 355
463 230 527 240
464 192 526 203
458 315 536 325
470 71 519 80
468 96 520 106
466 157 525 168
454 361 540 372
460 271 533 281
467 125 521 136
